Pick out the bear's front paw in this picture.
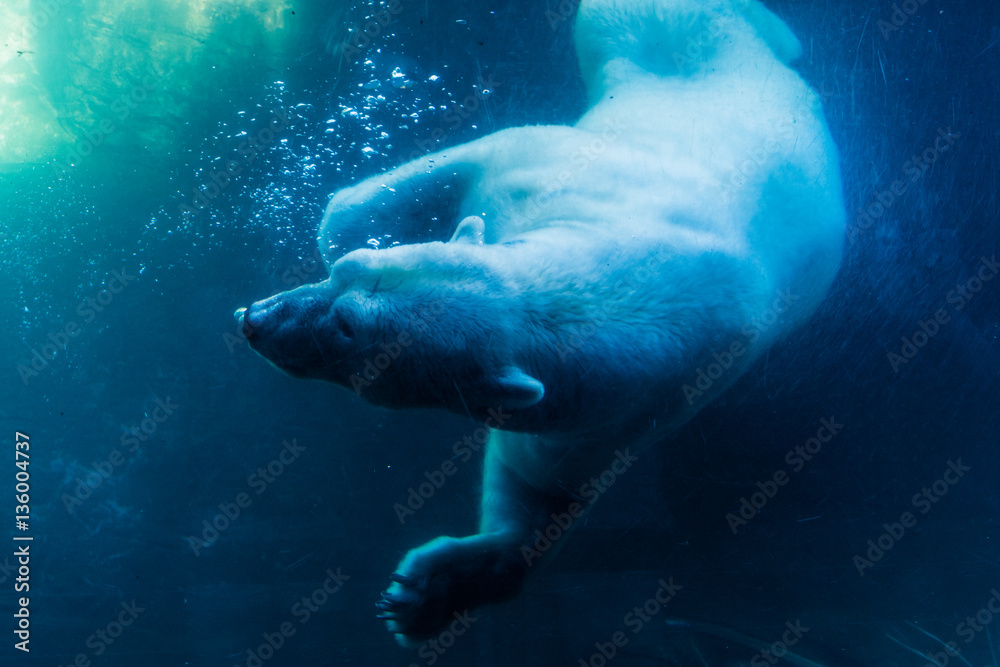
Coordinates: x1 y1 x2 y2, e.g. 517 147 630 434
376 534 526 647
376 536 471 646
376 573 452 647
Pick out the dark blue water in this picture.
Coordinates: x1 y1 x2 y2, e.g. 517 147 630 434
1 0 998 665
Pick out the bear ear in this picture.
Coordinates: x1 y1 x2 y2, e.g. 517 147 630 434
490 366 545 409
449 215 486 245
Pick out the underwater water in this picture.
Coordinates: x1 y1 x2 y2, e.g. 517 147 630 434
1 0 998 665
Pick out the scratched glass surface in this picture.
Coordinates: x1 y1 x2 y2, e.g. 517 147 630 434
1 1 998 665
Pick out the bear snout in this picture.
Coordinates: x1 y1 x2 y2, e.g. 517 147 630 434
234 306 258 342
241 300 278 344
239 294 294 346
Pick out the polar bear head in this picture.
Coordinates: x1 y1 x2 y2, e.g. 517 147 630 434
240 217 546 421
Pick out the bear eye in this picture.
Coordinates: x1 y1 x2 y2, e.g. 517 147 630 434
333 301 357 340
338 316 355 340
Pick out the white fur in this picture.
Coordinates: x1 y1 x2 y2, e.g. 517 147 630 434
254 0 845 643
317 0 844 490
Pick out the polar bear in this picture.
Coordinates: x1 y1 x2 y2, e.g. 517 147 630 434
239 0 844 646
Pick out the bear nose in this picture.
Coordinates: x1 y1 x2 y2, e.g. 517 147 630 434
234 306 257 342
